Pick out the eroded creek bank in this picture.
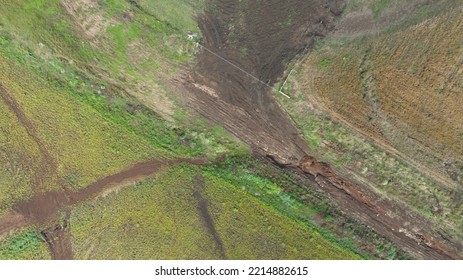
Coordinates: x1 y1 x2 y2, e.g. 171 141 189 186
181 0 462 259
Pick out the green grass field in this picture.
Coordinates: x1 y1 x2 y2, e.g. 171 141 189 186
0 54 165 212
70 165 359 259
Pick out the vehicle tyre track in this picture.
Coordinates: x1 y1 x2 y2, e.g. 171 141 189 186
0 157 210 259
0 84 57 189
191 174 227 259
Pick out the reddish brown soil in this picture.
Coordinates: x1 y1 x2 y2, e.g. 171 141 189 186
176 0 463 259
298 156 462 259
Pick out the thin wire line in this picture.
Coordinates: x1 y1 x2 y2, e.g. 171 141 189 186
196 42 291 98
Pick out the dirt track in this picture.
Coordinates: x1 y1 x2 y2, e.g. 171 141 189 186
0 158 209 259
0 84 57 190
192 174 227 259
297 156 462 259
179 0 462 259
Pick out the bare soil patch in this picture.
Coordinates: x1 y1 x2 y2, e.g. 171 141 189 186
61 0 114 43
182 0 344 165
41 210 73 260
0 213 28 238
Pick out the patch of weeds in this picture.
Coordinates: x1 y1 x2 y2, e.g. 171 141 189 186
239 47 248 57
308 133 321 149
342 54 352 63
419 6 430 16
318 58 331 68
0 229 50 260
314 37 325 50
387 248 397 260
324 215 334 222
371 0 389 20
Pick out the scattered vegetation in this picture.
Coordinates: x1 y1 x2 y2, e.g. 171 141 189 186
371 0 390 19
318 58 331 68
344 0 395 19
70 165 359 259
0 228 50 260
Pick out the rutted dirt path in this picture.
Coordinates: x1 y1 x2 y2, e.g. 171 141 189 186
182 0 338 164
0 84 57 190
0 157 209 259
192 174 227 259
179 0 463 259
41 209 73 260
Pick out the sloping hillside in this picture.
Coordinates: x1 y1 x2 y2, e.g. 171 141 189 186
0 0 461 260
279 0 463 257
0 0 358 260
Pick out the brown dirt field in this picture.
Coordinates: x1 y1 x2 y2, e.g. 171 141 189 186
0 213 28 238
289 0 462 253
181 0 344 165
301 4 463 187
174 0 463 259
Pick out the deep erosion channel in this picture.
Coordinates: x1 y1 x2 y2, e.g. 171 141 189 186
181 0 462 259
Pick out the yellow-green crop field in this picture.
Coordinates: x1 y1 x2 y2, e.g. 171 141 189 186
70 165 359 259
